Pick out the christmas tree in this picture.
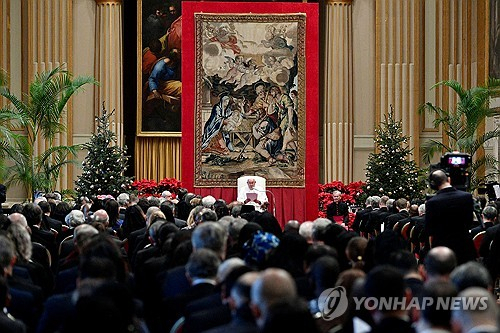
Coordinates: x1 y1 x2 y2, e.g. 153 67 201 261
75 104 133 198
364 107 425 200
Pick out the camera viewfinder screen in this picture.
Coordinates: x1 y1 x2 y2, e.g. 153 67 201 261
449 157 465 166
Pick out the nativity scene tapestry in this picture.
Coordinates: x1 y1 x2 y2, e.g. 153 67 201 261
193 13 306 187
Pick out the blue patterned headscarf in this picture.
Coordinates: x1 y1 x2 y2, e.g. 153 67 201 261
243 230 280 267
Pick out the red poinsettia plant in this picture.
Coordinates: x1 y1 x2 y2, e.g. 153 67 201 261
318 180 366 218
130 178 182 198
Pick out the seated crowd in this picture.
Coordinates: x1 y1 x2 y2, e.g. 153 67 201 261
0 183 499 333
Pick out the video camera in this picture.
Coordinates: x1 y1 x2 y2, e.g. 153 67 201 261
433 152 471 191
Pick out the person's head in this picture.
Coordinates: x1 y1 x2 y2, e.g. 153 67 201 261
159 201 176 223
424 246 457 281
0 235 15 277
186 248 221 282
395 198 408 211
195 208 218 224
364 265 408 322
380 195 389 207
409 204 419 216
148 220 166 246
247 178 256 190
284 220 300 233
261 298 319 333
116 193 130 207
451 287 498 333
418 203 426 216
419 281 457 330
346 237 368 270
104 199 119 224
65 210 86 227
201 195 216 209
250 268 297 328
7 222 32 262
37 200 51 215
482 205 497 223
429 169 450 190
230 271 259 309
8 213 29 230
92 209 109 227
332 190 342 203
311 218 332 243
308 255 340 297
450 261 493 292
192 222 227 259
78 234 127 283
371 196 381 208
161 190 172 200
22 203 43 227
298 221 313 243
74 224 99 252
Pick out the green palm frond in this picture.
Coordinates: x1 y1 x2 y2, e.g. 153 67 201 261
421 139 450 164
0 66 96 200
431 80 467 99
419 79 500 191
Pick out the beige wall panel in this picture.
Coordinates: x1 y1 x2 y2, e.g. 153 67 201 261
352 0 376 135
351 0 376 181
73 0 97 136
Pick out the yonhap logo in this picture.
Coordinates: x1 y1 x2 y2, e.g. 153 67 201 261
318 286 349 320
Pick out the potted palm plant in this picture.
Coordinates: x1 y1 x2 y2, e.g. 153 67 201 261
0 66 97 200
419 78 500 190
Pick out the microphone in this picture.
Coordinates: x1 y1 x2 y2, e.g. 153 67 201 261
252 188 276 216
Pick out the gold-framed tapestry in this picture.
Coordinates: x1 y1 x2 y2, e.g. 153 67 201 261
192 13 306 187
137 0 182 136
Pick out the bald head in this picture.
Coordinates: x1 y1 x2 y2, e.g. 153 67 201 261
251 268 297 327
8 213 28 229
92 209 109 226
425 246 457 280
452 287 498 332
430 169 450 190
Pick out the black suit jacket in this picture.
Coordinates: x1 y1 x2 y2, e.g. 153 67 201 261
479 224 500 258
352 207 372 232
425 187 476 263
366 207 390 233
385 210 410 230
164 282 217 331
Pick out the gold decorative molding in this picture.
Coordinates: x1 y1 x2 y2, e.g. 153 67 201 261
95 0 122 4
325 0 352 4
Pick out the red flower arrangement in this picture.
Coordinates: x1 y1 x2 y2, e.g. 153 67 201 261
318 180 365 218
130 178 182 198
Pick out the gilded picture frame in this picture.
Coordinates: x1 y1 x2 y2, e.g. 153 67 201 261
137 0 182 137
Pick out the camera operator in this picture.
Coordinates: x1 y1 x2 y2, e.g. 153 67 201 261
424 169 477 264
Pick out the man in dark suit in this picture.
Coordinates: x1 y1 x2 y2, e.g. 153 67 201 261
385 198 410 230
470 205 497 237
364 265 415 333
163 249 220 331
424 170 476 264
365 196 391 234
351 196 373 233
326 190 349 225
38 200 63 234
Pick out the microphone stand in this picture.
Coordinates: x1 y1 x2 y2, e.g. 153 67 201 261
254 188 276 216
265 189 276 216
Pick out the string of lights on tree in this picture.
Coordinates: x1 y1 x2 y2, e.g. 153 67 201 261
364 106 425 200
75 103 133 198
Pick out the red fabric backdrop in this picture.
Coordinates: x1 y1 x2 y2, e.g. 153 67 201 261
181 2 319 227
